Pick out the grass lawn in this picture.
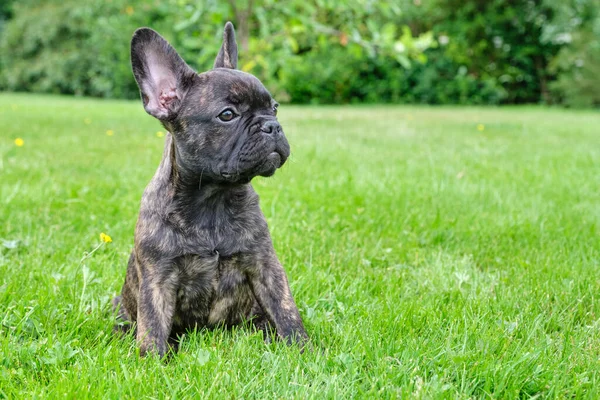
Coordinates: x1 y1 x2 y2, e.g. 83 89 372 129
1 92 599 398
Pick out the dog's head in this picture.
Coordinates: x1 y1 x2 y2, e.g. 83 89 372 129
130 22 289 184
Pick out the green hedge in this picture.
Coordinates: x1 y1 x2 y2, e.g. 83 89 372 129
0 0 598 106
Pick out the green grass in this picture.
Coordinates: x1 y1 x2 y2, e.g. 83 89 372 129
1 92 599 398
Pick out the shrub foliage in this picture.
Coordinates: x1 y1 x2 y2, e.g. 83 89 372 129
0 0 598 106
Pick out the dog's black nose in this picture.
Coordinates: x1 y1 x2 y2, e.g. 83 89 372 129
261 120 281 135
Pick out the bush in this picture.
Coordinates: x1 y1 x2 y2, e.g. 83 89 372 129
543 0 600 107
549 28 600 107
280 46 406 104
0 0 157 98
1 0 598 107
404 0 560 104
403 48 507 105
0 0 429 103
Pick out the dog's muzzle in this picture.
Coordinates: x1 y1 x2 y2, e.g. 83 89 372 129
220 120 289 182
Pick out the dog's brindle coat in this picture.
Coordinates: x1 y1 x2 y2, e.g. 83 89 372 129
113 23 308 357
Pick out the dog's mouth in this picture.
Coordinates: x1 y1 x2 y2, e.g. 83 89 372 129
220 152 284 183
258 152 282 177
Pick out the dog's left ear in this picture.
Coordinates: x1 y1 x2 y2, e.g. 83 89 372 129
213 22 238 69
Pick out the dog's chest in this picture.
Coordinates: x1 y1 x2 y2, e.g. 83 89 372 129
172 252 254 329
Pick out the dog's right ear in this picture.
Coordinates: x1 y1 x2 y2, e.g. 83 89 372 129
131 28 196 120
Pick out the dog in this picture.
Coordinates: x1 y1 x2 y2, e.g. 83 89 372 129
112 22 308 357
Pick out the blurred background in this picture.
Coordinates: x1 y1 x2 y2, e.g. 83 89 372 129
0 0 598 107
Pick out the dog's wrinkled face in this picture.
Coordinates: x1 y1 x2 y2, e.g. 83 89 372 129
175 69 289 183
130 23 289 184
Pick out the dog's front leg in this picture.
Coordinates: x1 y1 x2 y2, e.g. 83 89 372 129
136 264 178 357
248 251 308 348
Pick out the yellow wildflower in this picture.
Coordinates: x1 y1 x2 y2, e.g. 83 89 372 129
100 233 113 243
477 124 485 132
156 131 165 138
125 6 134 15
14 138 24 147
106 130 114 136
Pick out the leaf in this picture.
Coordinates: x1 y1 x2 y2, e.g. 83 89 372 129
287 36 299 53
1 239 20 249
335 352 353 366
174 9 202 31
82 265 90 283
241 60 257 72
41 341 79 365
195 349 210 366
395 54 412 69
381 23 397 45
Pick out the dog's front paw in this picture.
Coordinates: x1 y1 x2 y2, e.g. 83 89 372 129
139 337 170 358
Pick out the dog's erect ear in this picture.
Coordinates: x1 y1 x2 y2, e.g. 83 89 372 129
213 22 238 69
131 28 196 120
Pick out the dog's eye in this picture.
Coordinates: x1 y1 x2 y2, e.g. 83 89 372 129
217 109 236 122
273 104 279 116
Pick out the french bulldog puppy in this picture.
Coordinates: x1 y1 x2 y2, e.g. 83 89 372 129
113 22 308 357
